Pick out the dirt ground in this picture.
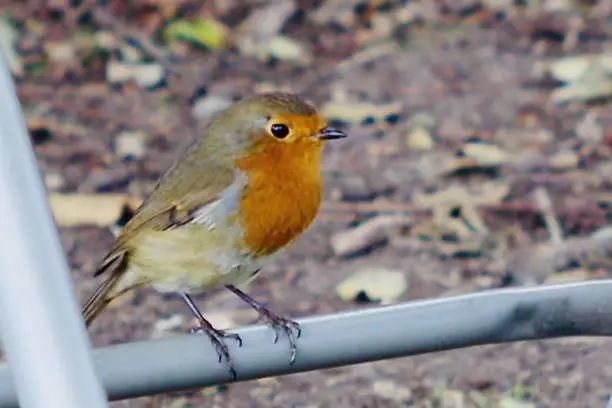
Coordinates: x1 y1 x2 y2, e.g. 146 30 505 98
4 0 612 407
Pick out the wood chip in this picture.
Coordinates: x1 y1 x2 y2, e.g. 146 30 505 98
331 214 412 257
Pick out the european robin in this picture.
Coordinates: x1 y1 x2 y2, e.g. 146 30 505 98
81 92 347 378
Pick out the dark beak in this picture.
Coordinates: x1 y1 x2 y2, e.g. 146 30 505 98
318 127 347 141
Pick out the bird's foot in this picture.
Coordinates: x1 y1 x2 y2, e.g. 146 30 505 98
189 324 242 380
255 307 301 365
225 284 301 365
181 292 242 380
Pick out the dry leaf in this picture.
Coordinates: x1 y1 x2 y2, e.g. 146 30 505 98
413 182 510 207
106 61 165 87
49 193 141 227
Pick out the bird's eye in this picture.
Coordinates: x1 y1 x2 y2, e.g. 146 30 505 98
270 123 290 139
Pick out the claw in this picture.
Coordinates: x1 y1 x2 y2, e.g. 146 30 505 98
259 313 301 365
225 284 302 366
189 325 241 378
181 293 242 380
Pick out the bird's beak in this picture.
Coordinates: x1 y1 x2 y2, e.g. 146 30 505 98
317 127 347 141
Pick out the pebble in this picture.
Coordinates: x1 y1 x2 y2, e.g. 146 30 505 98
115 130 147 159
406 126 434 150
164 397 190 408
438 389 465 407
264 35 312 65
106 61 165 88
191 310 238 331
461 142 509 166
340 175 374 201
372 380 412 402
498 395 536 408
151 314 185 339
44 41 76 63
192 94 233 121
336 267 407 304
549 150 578 169
44 172 64 191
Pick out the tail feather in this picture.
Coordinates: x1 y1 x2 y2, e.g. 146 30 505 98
82 251 128 327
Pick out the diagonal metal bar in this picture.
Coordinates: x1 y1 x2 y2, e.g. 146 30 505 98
0 53 108 407
0 279 611 405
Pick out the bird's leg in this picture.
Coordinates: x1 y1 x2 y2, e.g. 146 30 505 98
225 284 301 365
181 293 242 379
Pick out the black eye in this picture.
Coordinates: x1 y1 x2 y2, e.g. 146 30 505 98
270 123 290 139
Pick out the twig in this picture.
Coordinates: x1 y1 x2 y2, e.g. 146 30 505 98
532 187 565 245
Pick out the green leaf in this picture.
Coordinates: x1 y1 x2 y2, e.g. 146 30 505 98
163 18 227 50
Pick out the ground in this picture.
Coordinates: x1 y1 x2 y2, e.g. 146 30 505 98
3 0 612 407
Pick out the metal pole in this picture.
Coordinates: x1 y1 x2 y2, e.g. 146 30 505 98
0 53 108 407
0 279 611 405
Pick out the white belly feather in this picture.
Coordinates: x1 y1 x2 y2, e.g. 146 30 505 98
120 173 273 294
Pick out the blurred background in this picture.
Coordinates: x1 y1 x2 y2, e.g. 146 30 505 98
2 0 612 407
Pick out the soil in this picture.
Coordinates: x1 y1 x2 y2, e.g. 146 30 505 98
3 1 612 407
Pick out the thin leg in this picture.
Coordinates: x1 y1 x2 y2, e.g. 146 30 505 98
181 293 242 379
225 284 301 365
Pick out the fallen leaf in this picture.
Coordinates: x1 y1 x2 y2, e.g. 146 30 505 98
406 126 434 150
336 267 408 303
164 18 229 50
0 14 23 76
413 182 510 207
106 61 165 88
49 193 141 227
461 142 510 166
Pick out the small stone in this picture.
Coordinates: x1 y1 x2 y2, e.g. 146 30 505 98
192 94 233 121
164 397 190 408
498 395 536 408
341 175 374 201
44 172 64 191
44 41 77 63
94 31 116 49
467 390 491 407
549 150 578 169
544 269 589 284
151 314 185 339
373 380 412 401
336 267 407 304
438 389 465 408
106 61 165 88
264 35 312 65
115 130 147 159
462 142 510 166
495 128 554 151
190 311 237 331
549 55 592 82
406 126 434 150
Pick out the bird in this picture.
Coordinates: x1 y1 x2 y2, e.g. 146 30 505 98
81 92 347 379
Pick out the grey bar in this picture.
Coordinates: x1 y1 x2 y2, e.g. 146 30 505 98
0 53 108 407
0 279 611 405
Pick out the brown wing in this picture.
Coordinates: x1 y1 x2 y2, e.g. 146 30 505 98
82 152 236 326
95 150 236 276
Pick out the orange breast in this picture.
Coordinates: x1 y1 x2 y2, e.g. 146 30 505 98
235 140 323 257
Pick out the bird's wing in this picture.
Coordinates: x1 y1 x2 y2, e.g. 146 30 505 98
94 160 237 277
